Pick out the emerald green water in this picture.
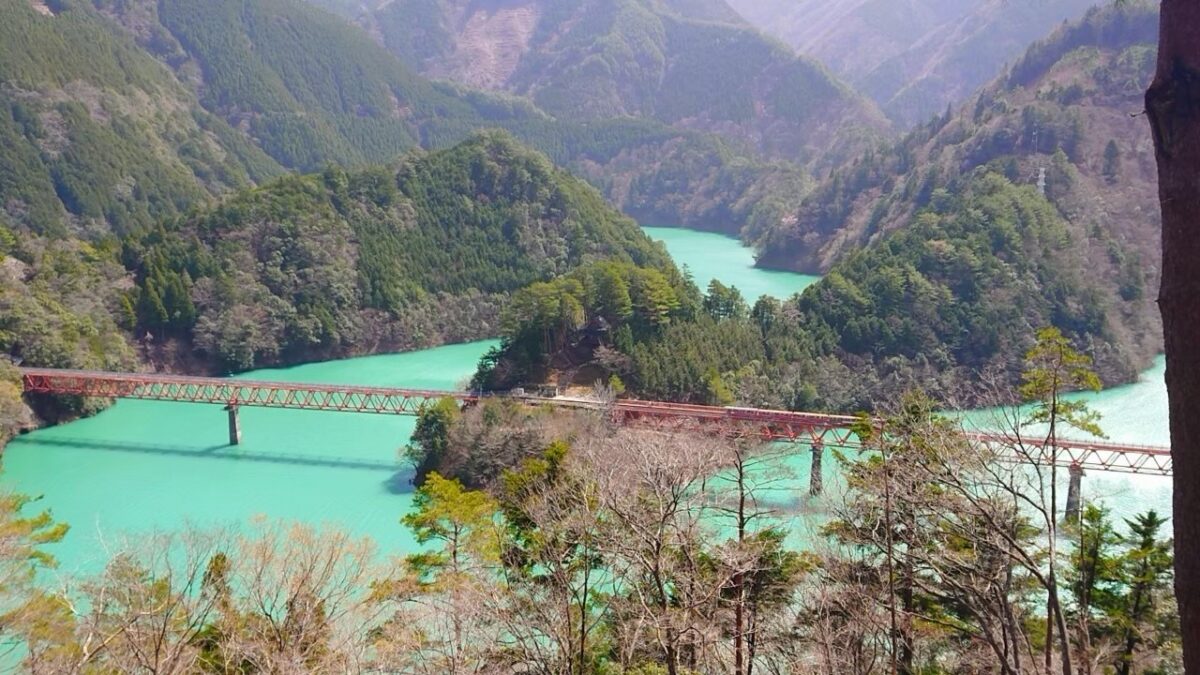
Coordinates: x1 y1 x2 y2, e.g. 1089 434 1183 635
0 226 1171 575
1073 355 1172 520
642 226 820 300
965 355 1173 522
1 341 494 574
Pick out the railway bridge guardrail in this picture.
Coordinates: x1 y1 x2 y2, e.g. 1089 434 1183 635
19 367 1172 479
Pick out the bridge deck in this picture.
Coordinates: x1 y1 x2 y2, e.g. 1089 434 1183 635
19 367 1172 476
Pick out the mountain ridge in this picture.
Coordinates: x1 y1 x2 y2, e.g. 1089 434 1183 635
728 0 1099 126
754 1 1162 380
0 0 824 247
304 0 890 166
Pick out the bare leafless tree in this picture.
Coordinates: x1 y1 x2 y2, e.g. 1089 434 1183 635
17 521 385 674
579 429 730 674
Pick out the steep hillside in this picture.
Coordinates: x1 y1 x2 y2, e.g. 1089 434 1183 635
654 0 745 23
0 0 818 246
728 0 1097 127
3 132 680 440
93 0 546 172
757 2 1162 374
307 0 889 166
122 132 677 371
482 171 1145 409
0 0 283 238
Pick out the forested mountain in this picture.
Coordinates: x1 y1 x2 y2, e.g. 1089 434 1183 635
93 0 549 172
481 170 1146 410
2 132 677 441
756 2 1160 353
0 0 283 238
0 0 823 246
482 4 1165 409
727 0 1098 126
123 132 676 371
304 0 889 166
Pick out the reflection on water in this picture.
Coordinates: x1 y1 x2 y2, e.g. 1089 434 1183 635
2 341 495 575
1 226 1171 575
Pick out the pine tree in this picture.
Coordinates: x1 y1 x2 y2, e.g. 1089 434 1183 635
1021 326 1104 675
1116 511 1174 675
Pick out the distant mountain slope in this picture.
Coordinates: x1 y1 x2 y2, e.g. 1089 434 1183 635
122 132 679 370
654 0 745 23
0 0 816 245
756 2 1162 378
2 132 683 438
485 169 1147 408
728 0 1098 127
0 0 283 237
95 0 545 171
307 0 889 165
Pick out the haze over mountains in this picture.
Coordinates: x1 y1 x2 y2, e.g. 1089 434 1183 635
753 1 1163 385
728 0 1099 126
306 0 888 163
0 0 1165 407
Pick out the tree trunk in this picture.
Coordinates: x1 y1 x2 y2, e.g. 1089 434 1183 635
1147 2 1200 670
735 457 747 675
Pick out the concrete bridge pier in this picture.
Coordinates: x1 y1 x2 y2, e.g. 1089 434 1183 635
809 440 825 497
1065 463 1084 524
226 405 242 446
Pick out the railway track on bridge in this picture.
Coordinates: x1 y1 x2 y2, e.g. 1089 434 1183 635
19 367 1173 476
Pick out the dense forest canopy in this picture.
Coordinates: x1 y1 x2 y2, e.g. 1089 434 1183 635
0 0 818 247
123 132 674 371
1 132 675 441
748 2 1163 382
482 170 1146 411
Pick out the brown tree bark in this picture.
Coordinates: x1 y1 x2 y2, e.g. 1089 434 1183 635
1146 2 1200 670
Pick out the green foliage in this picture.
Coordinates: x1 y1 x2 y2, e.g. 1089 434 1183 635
0 362 32 449
756 2 1160 398
792 172 1115 407
1066 504 1124 626
703 279 748 320
487 171 1125 412
0 0 827 259
627 315 767 404
0 236 138 420
0 1 279 237
402 472 500 580
125 133 669 371
1006 2 1159 90
1062 506 1179 674
476 258 695 392
156 0 510 170
1115 510 1176 673
406 398 462 486
0 489 69 643
1020 326 1105 438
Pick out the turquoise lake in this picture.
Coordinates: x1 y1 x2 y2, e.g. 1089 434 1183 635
0 227 1172 576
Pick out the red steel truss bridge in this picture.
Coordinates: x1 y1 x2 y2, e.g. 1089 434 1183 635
20 368 475 414
20 368 1172 476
